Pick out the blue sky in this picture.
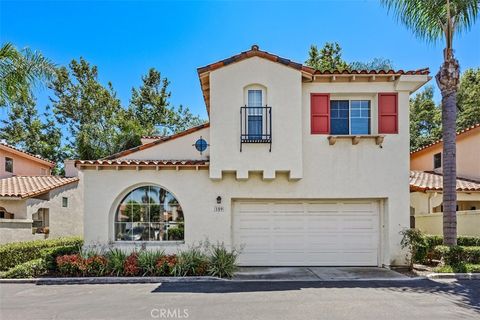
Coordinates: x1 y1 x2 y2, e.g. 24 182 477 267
1 0 479 122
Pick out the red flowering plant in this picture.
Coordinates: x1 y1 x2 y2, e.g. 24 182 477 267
56 254 85 277
156 255 177 276
123 252 140 276
84 255 108 277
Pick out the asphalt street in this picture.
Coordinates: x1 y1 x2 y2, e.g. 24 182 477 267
1 279 479 320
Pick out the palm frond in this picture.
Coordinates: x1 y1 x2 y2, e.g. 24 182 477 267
381 0 479 44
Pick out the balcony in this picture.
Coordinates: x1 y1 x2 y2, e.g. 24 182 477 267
240 106 272 152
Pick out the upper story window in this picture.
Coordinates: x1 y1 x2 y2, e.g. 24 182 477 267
434 152 442 169
240 86 271 151
114 185 184 242
330 100 371 135
247 89 263 139
5 157 13 173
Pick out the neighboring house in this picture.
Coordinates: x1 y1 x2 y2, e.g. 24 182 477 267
77 45 429 267
410 123 480 236
1 141 54 178
0 143 83 244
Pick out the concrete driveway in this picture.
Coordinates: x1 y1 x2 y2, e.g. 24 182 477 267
234 267 409 281
1 279 479 320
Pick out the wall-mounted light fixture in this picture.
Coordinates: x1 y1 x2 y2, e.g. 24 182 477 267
216 196 222 204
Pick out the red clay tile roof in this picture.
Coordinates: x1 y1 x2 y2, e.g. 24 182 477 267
0 142 55 166
411 123 480 154
312 68 430 75
410 170 480 192
197 45 430 114
197 45 306 75
76 160 209 167
102 123 210 160
0 176 79 198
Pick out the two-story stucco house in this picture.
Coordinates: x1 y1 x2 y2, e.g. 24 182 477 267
77 45 430 267
410 123 480 236
0 142 83 244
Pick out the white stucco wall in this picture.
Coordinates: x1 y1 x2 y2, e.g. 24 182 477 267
209 57 303 180
117 127 210 161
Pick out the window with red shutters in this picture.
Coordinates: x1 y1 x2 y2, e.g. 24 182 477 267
311 93 330 134
378 93 398 134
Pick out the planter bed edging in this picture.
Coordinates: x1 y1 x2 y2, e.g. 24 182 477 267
426 273 480 280
0 276 226 285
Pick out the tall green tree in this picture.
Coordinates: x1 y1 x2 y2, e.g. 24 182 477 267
307 42 395 72
0 97 63 169
50 58 124 160
409 86 442 151
305 42 350 72
127 68 204 136
349 58 395 71
0 43 56 107
457 67 480 129
382 0 479 246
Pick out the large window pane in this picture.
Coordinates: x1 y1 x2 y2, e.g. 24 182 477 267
330 100 349 135
114 186 184 242
350 100 370 134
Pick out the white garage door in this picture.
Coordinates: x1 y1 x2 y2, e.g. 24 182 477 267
233 200 380 266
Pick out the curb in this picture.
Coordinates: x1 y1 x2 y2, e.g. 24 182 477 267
0 276 226 285
426 273 480 280
0 276 429 284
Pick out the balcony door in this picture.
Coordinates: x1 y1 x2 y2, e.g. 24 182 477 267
247 89 263 139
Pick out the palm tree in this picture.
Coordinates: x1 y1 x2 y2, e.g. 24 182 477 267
381 0 479 246
0 42 56 107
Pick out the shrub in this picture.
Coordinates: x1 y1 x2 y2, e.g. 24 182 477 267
84 255 108 276
106 249 127 276
2 258 47 279
0 237 83 271
123 252 140 276
424 235 480 248
156 255 177 276
172 247 209 277
56 254 84 276
433 245 480 264
138 250 164 276
41 246 81 272
400 229 428 267
458 237 480 247
208 243 238 278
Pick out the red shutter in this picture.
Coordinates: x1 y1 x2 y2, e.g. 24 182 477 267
378 93 398 134
311 94 330 134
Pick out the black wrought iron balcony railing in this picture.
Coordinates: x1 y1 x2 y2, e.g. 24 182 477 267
240 105 272 152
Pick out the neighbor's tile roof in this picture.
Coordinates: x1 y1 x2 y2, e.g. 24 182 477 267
76 159 209 167
0 142 55 166
411 123 480 154
410 171 480 192
102 122 210 160
0 176 79 198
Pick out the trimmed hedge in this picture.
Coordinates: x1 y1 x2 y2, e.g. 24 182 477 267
2 258 47 279
433 245 480 264
0 237 83 271
424 235 480 249
40 245 81 272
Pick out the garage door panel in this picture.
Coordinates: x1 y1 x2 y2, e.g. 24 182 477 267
233 200 380 266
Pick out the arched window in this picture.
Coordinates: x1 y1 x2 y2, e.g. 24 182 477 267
114 186 184 242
